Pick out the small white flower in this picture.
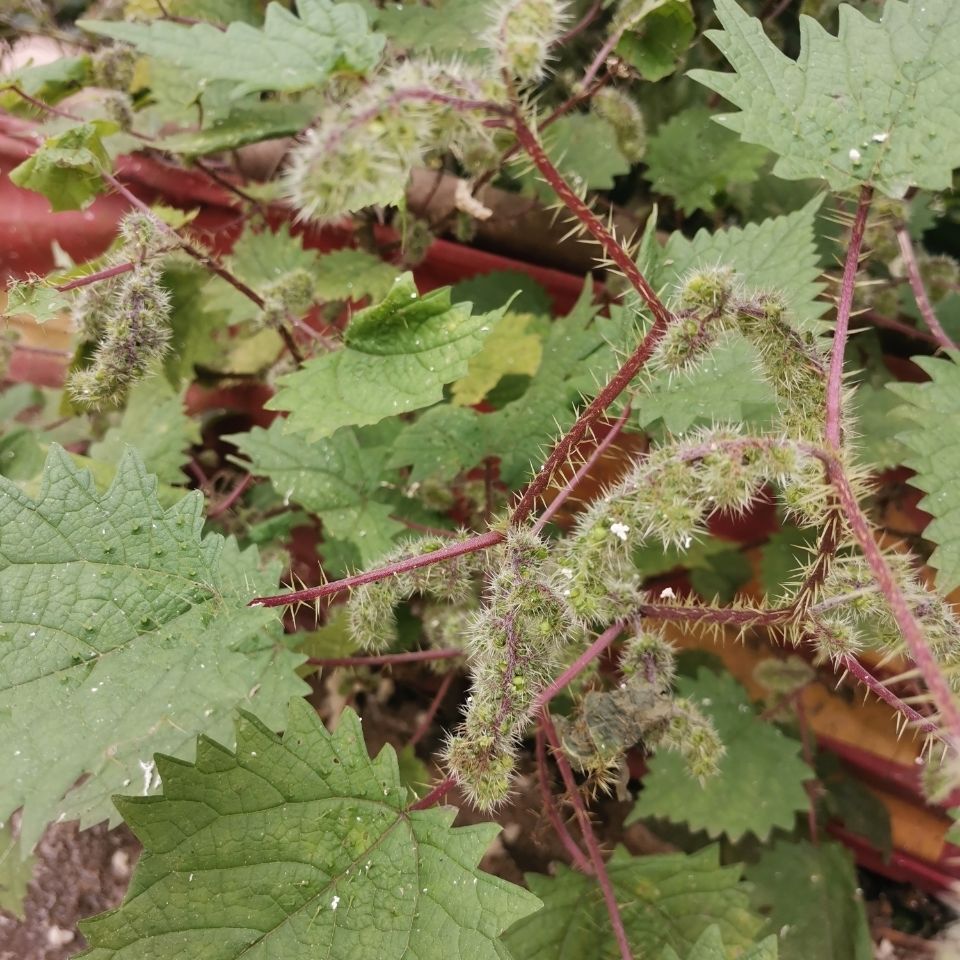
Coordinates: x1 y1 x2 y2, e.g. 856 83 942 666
659 587 676 599
871 132 889 143
330 895 341 911
609 522 630 541
848 148 862 163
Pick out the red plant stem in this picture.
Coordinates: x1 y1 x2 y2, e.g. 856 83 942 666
533 621 625 712
827 459 960 747
638 602 791 627
306 648 463 669
54 261 137 292
250 530 505 607
838 654 940 736
826 185 873 447
535 725 593 874
557 0 604 44
408 670 457 749
895 223 957 351
408 775 456 811
101 173 305 365
207 474 253 519
580 24 625 89
861 308 941 346
540 709 633 960
533 405 632 535
509 116 673 525
9 85 90 123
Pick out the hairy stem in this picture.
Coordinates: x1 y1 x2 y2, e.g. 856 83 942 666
826 185 873 447
408 775 456 810
895 222 957 351
54 260 137 292
251 530 505 607
536 725 594 874
827 457 960 747
306 648 463 669
533 405 632 535
533 621 625 712
540 709 633 960
838 654 940 737
408 670 457 749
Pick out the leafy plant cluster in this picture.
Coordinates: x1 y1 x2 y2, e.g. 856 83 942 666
2 0 960 956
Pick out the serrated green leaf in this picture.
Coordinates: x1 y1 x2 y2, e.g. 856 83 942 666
690 0 960 198
372 0 492 57
747 840 872 960
644 106 769 213
313 248 399 302
636 333 778 433
505 846 764 960
451 313 543 407
517 113 632 202
630 669 811 841
642 195 827 332
850 380 910 470
9 121 115 211
78 700 541 959
162 263 232 385
759 526 816 598
0 821 34 918
226 419 404 565
158 100 316 154
451 270 552 317
660 924 778 960
480 283 604 487
89 377 200 485
0 55 91 106
388 404 486 482
616 1 696 82
889 353 960 591
0 446 308 851
268 274 505 440
82 0 384 98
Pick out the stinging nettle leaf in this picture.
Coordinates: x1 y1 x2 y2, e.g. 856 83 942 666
690 0 960 198
9 121 115 212
629 669 811 842
0 446 307 851
226 419 404 565
889 352 960 592
747 840 872 960
88 377 200 486
81 0 384 98
660 924 778 960
77 700 541 959
505 846 764 960
268 274 507 440
388 404 486 483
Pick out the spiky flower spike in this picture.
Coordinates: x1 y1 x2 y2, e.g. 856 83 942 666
559 625 678 785
67 261 172 409
348 535 481 652
287 60 503 224
443 529 575 809
488 0 568 84
591 87 647 162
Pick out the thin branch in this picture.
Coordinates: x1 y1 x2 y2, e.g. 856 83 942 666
533 405 631 535
540 709 633 960
101 173 305 365
54 261 137 292
826 185 873 447
306 648 463 669
557 0 604 44
827 457 960 747
250 530 505 607
509 128 672 525
535 725 594 874
895 222 958 351
408 775 456 810
533 621 625 712
580 24 625 89
837 654 939 737
207 474 253 519
408 670 457 749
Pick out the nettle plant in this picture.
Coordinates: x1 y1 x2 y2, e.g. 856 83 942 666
3 0 960 956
